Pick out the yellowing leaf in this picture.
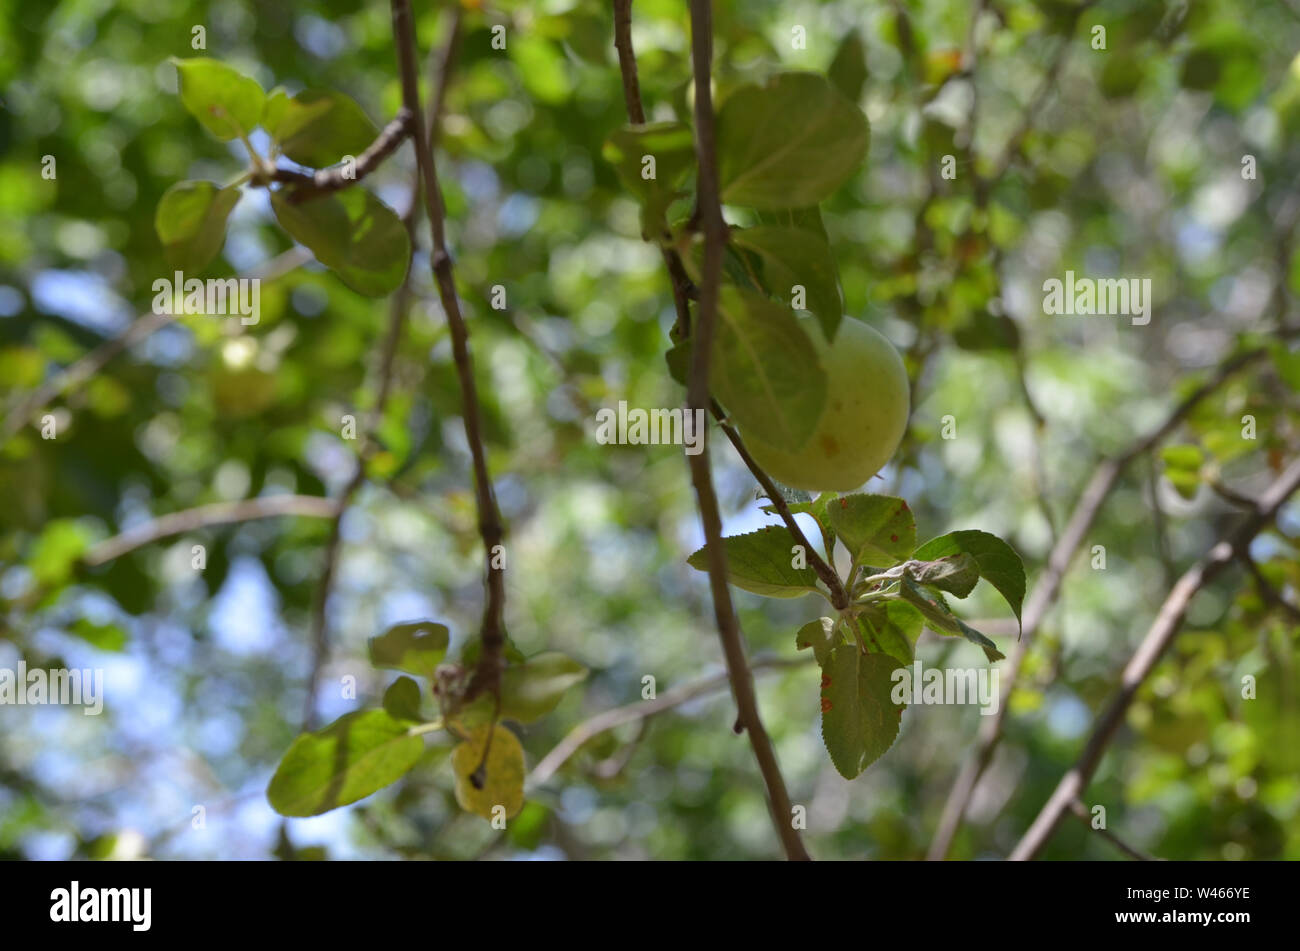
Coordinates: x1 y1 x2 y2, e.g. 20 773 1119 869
452 724 525 821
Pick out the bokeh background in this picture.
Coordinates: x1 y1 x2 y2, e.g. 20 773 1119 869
2 0 1299 860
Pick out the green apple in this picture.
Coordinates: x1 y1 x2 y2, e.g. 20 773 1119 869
742 316 909 492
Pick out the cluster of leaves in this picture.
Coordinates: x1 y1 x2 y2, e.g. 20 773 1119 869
690 492 1024 779
267 620 586 821
157 58 409 295
605 70 867 455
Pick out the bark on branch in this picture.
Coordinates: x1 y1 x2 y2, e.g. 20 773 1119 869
84 495 341 567
528 654 811 789
1009 454 1300 860
683 0 810 861
271 108 414 204
927 344 1275 859
391 0 507 701
299 4 465 733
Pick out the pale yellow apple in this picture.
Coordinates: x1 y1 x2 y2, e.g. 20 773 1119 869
742 317 909 492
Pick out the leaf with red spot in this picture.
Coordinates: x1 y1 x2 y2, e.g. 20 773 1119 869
820 644 906 778
824 493 916 567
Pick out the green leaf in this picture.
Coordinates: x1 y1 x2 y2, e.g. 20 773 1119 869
154 181 240 273
731 226 843 340
461 633 527 668
68 619 129 652
712 286 826 453
267 710 424 817
1269 341 1300 390
907 552 980 598
820 644 905 779
271 188 410 296
382 676 423 722
912 530 1026 631
264 88 380 168
452 723 525 820
602 122 695 238
952 310 1021 352
716 72 869 209
665 338 691 386
687 525 821 598
368 621 449 679
953 617 1005 663
824 493 916 567
753 206 828 239
499 652 588 723
1100 56 1145 99
1160 445 1205 500
897 577 1005 662
828 30 868 103
857 601 922 666
29 519 96 588
796 616 838 666
171 57 265 141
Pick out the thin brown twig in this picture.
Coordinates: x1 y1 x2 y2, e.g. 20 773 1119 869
608 6 845 609
1147 456 1176 587
391 0 506 704
1210 478 1257 509
714 408 848 607
612 0 696 337
683 0 809 861
528 654 811 789
1240 550 1300 622
83 495 340 567
1011 455 1300 860
271 108 414 203
612 0 644 125
976 0 1095 199
1068 799 1159 861
299 4 464 733
927 344 1274 859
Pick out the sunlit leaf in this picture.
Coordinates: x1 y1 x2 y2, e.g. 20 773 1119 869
267 710 424 817
171 57 265 141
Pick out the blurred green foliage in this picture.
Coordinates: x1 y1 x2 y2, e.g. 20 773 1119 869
1 0 1299 861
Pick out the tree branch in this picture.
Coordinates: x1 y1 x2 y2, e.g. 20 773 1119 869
1240 550 1300 622
527 654 810 789
612 0 695 338
271 108 414 203
927 344 1274 859
391 0 506 702
83 495 340 567
299 3 465 733
608 8 842 607
1010 454 1300 860
683 0 809 861
1069 799 1159 861
976 0 1095 198
612 0 644 125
